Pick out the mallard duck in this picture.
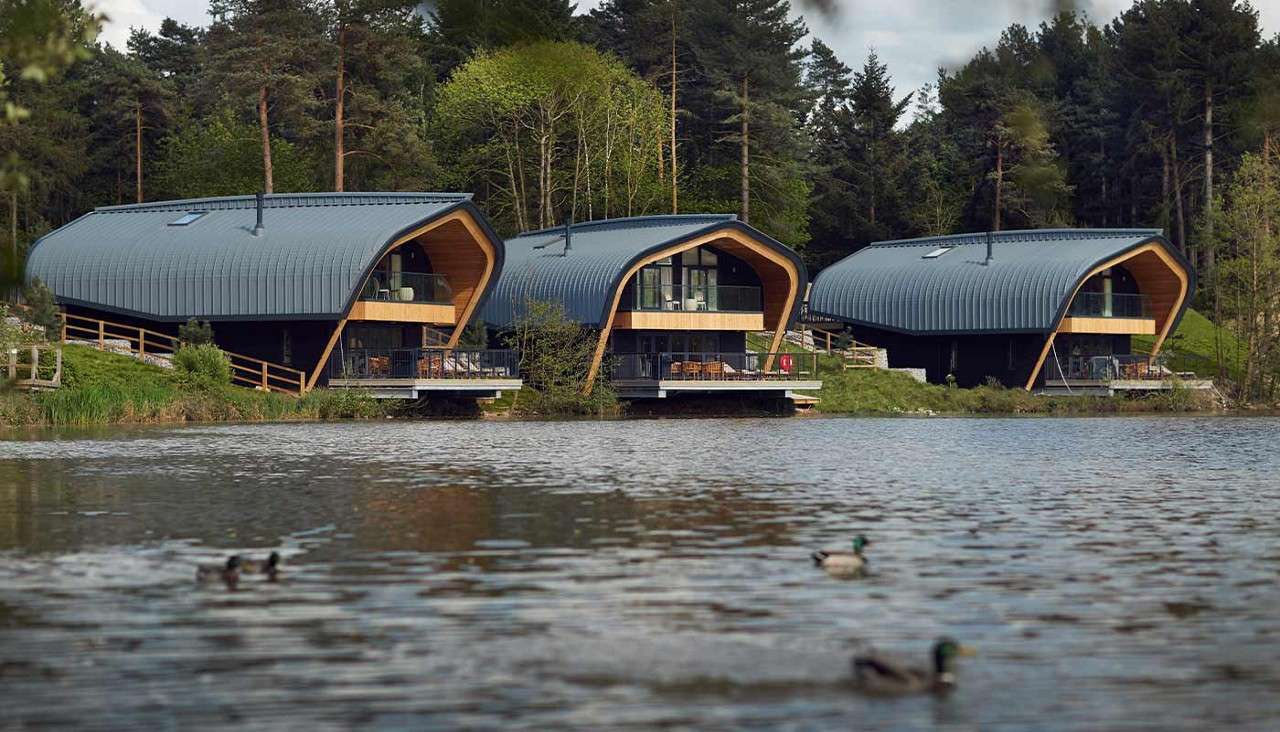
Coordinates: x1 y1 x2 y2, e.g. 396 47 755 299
851 637 976 694
196 555 240 589
812 535 870 575
240 552 280 580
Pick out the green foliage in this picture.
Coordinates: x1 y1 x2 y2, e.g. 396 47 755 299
437 40 668 233
173 343 232 390
178 318 215 345
505 300 619 416
813 355 1214 415
1 344 389 426
0 302 46 353
21 276 58 332
153 110 316 198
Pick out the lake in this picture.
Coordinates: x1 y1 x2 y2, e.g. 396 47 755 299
1 417 1278 730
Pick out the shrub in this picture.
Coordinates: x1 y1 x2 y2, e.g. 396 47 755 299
21 278 61 334
505 300 619 416
173 343 232 389
178 319 215 345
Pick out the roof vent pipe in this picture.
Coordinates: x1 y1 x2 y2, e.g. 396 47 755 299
252 192 265 237
985 230 993 265
561 218 572 255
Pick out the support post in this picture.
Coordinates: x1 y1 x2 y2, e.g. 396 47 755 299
261 361 268 391
138 328 145 359
98 320 105 349
30 346 38 382
7 348 15 380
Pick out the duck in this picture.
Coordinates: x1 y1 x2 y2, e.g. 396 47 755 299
195 555 240 589
811 535 870 575
240 551 280 581
851 637 976 695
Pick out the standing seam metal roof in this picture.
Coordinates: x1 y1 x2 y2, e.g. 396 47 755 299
479 215 807 329
24 193 505 321
807 229 1195 334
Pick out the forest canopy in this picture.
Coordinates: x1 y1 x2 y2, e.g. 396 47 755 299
3 0 1280 397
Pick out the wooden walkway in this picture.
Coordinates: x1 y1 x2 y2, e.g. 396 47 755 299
6 345 62 390
61 313 308 396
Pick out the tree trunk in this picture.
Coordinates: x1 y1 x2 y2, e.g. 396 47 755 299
670 1 679 214
135 101 144 203
1161 143 1171 233
9 190 15 269
1203 83 1214 272
334 23 346 192
1171 137 1187 259
993 142 1004 231
259 83 274 194
740 75 750 224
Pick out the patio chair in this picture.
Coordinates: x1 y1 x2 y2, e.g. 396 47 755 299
682 361 703 378
369 356 391 377
704 361 724 379
669 361 683 378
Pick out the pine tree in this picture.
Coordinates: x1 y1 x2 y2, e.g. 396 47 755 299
204 0 327 194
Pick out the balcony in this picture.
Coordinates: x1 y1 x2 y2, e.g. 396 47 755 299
1044 353 1168 383
621 284 762 312
1067 292 1150 318
352 272 456 324
330 348 520 381
360 271 452 304
610 351 818 381
615 285 766 330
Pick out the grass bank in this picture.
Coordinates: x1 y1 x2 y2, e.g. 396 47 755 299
1 345 390 427
809 356 1216 415
1134 308 1242 384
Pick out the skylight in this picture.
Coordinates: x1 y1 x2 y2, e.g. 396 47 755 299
168 211 207 226
922 246 953 259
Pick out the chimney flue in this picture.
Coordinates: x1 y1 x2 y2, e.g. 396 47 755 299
985 230 993 264
252 192 265 236
562 218 572 255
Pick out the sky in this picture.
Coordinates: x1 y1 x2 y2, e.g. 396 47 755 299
94 0 1280 106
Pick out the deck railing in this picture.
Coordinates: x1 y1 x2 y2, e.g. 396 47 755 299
621 284 763 313
359 271 453 304
1067 292 1150 318
1045 353 1168 382
610 351 818 381
60 313 307 396
5 345 62 389
330 348 520 380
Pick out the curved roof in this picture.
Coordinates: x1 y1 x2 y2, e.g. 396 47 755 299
25 192 504 322
480 215 807 328
808 229 1195 334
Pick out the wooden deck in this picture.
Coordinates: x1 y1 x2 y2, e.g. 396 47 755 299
327 377 523 399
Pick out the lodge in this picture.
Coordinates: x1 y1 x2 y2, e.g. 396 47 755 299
24 192 521 399
806 229 1195 391
480 215 822 400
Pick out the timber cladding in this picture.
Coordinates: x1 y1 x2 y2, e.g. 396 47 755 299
308 207 502 390
584 227 802 391
1024 241 1190 389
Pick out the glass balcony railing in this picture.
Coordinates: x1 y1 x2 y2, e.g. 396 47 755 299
609 351 817 381
621 284 763 313
330 348 520 380
359 272 453 305
1044 353 1168 382
1067 292 1150 318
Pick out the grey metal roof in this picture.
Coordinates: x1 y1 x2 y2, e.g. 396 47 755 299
479 215 807 328
808 229 1195 334
24 192 504 321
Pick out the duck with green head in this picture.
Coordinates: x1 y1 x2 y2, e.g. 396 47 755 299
851 637 977 695
811 535 870 575
240 552 280 581
195 555 240 589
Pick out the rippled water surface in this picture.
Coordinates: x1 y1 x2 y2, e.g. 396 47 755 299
2 417 1279 730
